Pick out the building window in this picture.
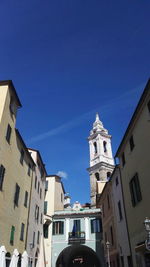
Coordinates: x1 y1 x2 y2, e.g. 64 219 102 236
35 176 37 189
120 256 124 267
91 219 101 233
24 191 28 207
118 200 123 220
6 124 12 144
10 226 15 245
147 100 150 113
121 152 125 166
72 220 81 234
20 223 25 241
33 232 35 248
41 213 43 224
20 149 24 165
110 226 114 246
107 194 110 209
45 180 48 191
95 172 100 181
37 181 40 193
0 164 5 191
37 231 40 244
40 188 42 199
9 96 17 115
129 173 142 207
115 176 119 186
61 193 63 202
52 221 64 235
44 201 47 215
107 172 111 180
103 141 107 152
35 205 39 222
28 164 31 176
129 135 135 151
14 183 20 206
43 224 49 238
93 142 97 154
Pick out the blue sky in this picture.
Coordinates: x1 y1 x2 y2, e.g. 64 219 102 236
0 0 149 204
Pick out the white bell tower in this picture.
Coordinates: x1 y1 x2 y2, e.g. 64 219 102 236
87 113 114 207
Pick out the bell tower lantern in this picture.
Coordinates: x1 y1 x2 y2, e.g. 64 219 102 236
87 113 114 207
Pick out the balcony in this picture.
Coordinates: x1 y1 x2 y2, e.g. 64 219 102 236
68 231 85 244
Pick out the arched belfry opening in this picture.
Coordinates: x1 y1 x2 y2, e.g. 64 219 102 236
95 172 100 181
103 141 107 152
93 142 97 154
56 245 101 267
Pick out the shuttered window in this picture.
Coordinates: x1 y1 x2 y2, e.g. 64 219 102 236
129 173 142 207
20 149 24 165
44 201 47 215
10 226 15 245
24 191 28 207
52 221 64 235
14 183 20 206
91 219 101 233
20 223 25 241
6 124 12 144
0 165 5 191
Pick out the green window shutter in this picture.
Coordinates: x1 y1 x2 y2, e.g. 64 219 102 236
10 226 15 245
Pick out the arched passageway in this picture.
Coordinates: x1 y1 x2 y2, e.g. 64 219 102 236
56 245 101 267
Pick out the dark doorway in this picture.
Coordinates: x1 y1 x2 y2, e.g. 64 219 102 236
56 245 101 267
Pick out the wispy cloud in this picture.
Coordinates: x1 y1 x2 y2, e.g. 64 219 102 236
57 171 68 179
27 83 144 144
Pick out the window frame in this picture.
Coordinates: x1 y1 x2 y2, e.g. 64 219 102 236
121 152 126 166
118 200 123 220
0 165 5 191
24 191 28 207
129 135 135 151
52 221 64 235
20 223 25 241
147 100 150 113
14 183 20 206
91 219 101 233
6 124 12 144
129 173 142 207
10 226 15 245
20 149 24 165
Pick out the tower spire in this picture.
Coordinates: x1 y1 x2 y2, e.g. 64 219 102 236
88 114 114 207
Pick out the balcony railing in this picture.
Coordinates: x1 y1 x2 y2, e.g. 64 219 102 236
68 231 85 244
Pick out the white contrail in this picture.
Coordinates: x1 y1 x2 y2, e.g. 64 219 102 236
27 83 144 144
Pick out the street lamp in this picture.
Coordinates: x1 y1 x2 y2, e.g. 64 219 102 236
106 241 111 267
144 217 150 251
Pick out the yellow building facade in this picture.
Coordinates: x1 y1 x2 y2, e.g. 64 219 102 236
0 80 35 254
116 79 150 266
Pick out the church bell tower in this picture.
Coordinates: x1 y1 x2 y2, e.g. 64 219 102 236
87 113 114 207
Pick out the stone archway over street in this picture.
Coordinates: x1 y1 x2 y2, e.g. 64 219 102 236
56 244 101 267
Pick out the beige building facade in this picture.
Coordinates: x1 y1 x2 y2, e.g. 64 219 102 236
115 79 150 266
0 80 35 254
99 179 119 266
